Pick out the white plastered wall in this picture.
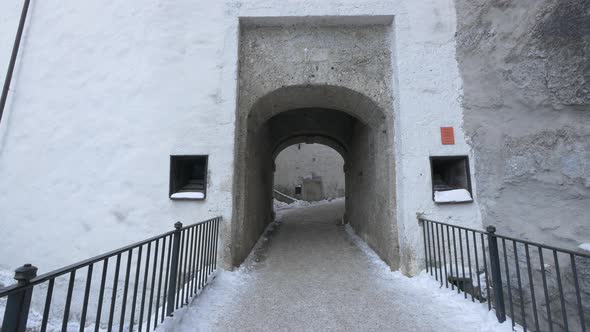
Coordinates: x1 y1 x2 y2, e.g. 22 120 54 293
0 0 481 276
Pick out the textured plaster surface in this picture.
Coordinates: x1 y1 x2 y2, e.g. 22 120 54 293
0 0 236 271
274 143 345 199
455 0 590 250
0 0 483 276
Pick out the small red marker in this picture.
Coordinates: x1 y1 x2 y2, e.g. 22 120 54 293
440 127 455 145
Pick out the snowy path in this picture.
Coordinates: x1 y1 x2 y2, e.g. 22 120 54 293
171 200 513 332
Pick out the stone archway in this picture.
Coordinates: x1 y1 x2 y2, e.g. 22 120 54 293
232 84 399 269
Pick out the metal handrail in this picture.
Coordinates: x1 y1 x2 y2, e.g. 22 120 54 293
0 218 216 297
419 216 589 332
419 217 590 259
0 216 222 332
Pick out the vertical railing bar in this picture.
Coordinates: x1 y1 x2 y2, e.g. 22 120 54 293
182 227 191 304
196 223 204 292
458 228 467 298
441 223 449 288
187 226 196 299
155 237 166 329
208 222 214 276
512 242 527 332
201 222 208 287
203 222 211 288
176 230 185 309
422 220 428 273
525 244 540 332
213 218 220 271
431 222 438 281
40 278 54 332
118 249 134 332
208 221 215 277
182 229 189 305
167 223 182 316
553 250 569 331
184 227 193 304
440 225 449 288
194 224 204 294
426 221 432 275
61 270 77 331
466 230 474 302
147 239 159 332
191 225 199 295
206 221 215 278
198 221 206 290
139 242 152 332
206 221 213 283
480 233 491 310
538 246 553 332
453 227 460 295
94 259 109 332
107 253 121 332
501 239 514 327
434 223 442 284
446 225 454 290
487 226 506 323
162 234 172 322
197 224 201 295
79 264 94 332
570 254 586 332
472 232 482 302
128 245 143 331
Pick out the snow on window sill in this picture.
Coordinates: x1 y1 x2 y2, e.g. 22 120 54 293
170 191 206 200
433 189 473 204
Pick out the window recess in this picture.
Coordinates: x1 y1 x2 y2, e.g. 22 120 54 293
430 156 473 204
169 155 208 200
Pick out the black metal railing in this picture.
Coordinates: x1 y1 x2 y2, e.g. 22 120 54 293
419 217 589 332
0 217 221 332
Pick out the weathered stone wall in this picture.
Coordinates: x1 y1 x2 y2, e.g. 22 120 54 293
455 0 590 249
234 21 399 268
456 1 590 329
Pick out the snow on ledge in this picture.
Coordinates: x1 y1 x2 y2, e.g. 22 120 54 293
579 243 590 252
434 189 472 203
171 191 205 199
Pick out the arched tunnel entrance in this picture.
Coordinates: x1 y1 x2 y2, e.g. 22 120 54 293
232 85 399 269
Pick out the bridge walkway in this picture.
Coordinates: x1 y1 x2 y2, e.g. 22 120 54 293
173 200 509 332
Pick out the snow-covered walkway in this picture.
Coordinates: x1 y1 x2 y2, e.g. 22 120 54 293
169 200 513 331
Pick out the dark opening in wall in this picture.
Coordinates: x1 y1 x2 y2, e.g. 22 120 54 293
430 156 473 204
169 155 208 200
295 185 302 195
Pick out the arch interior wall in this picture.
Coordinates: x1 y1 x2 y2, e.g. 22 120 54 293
232 19 399 269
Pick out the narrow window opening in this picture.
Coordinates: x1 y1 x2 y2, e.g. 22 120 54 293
295 185 302 195
430 156 473 204
169 155 208 200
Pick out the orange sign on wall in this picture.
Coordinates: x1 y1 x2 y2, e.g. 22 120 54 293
440 127 455 145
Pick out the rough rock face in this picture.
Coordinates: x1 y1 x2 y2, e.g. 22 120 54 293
455 0 590 248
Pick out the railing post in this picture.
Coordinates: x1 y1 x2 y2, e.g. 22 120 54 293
166 222 182 316
1 264 38 332
486 226 506 323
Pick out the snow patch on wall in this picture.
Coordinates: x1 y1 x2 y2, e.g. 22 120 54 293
434 189 473 203
171 192 205 199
